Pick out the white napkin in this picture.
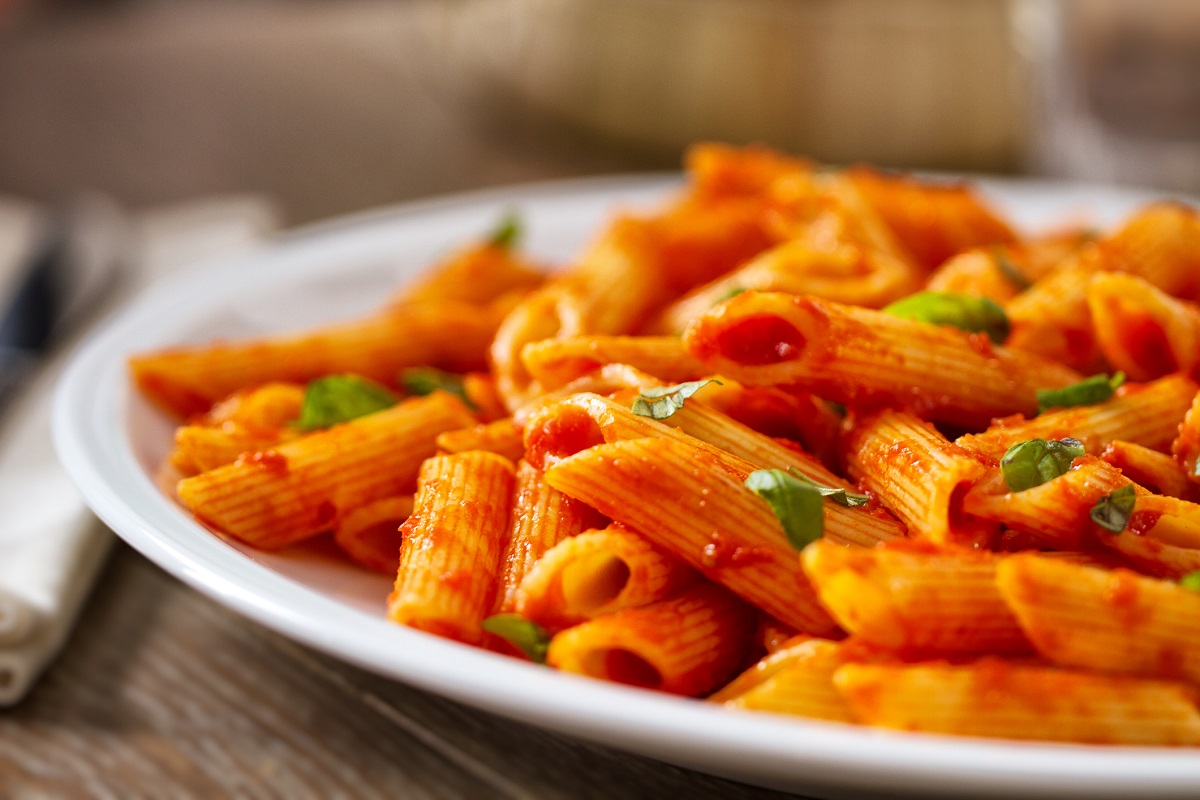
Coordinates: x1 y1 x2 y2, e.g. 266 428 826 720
0 195 280 705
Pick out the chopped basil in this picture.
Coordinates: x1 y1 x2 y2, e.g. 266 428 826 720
399 367 475 409
786 467 870 508
882 291 1010 344
713 286 747 306
1090 485 1137 533
1036 372 1125 414
487 211 522 248
481 613 550 663
1179 571 1200 592
631 379 722 420
1000 437 1086 492
745 469 825 549
993 249 1032 290
296 375 398 431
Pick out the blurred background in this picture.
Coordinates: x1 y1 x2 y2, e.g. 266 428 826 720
0 0 1196 225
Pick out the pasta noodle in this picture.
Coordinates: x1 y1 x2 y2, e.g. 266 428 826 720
130 143 1200 747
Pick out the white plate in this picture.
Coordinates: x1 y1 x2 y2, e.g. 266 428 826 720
54 174 1200 799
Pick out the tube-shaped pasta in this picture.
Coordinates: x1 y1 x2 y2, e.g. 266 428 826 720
546 582 756 696
996 554 1200 684
1088 273 1200 380
1171 390 1200 482
171 425 294 477
801 540 1028 655
659 238 921 334
1093 492 1200 579
387 451 515 643
490 217 669 409
177 393 474 549
515 525 698 629
835 661 1200 746
544 437 840 635
521 336 706 392
956 374 1199 460
1003 256 1105 372
924 248 1025 303
961 456 1132 550
334 495 414 574
132 305 498 419
436 418 526 463
711 638 853 722
493 460 602 614
1100 440 1194 501
683 292 1081 428
845 410 997 547
387 239 544 307
524 393 904 548
844 166 1017 271
1100 201 1200 302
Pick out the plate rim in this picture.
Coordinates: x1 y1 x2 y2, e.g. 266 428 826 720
52 173 1200 798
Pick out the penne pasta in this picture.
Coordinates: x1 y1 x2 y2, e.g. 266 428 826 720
712 638 853 722
334 495 414 574
521 336 706 392
1088 272 1200 381
388 451 515 643
436 418 526 463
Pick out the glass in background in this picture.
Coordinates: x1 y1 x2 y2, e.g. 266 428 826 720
1017 0 1200 192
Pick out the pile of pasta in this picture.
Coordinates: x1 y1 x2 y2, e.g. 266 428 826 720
131 144 1200 747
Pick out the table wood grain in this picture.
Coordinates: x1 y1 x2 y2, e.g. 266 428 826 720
0 543 807 799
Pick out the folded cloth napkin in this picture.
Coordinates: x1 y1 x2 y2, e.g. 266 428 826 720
0 195 279 705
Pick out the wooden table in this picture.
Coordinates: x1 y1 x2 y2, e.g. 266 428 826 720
0 541 808 798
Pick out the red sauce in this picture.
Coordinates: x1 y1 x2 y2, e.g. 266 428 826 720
699 314 806 365
238 449 289 476
1126 510 1163 537
1122 312 1177 377
525 405 604 470
699 532 774 570
315 500 338 528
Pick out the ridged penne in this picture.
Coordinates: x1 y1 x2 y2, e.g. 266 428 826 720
521 336 706 392
436 418 526 463
388 451 515 643
524 393 904 548
132 306 498 419
835 661 1200 746
1003 255 1106 372
802 540 1028 655
1088 272 1200 380
545 437 840 635
1100 202 1200 302
547 582 756 696
493 460 602 614
387 238 544 307
996 554 1200 684
684 292 1080 427
1171 389 1200 482
956 374 1198 460
845 410 996 546
924 247 1026 302
177 393 475 549
1100 440 1194 500
515 525 698 629
712 638 853 722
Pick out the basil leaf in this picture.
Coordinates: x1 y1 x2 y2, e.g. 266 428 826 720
1090 485 1137 533
1180 571 1200 592
296 375 398 431
481 614 550 663
882 291 1011 344
631 379 722 420
487 211 522 249
745 469 825 550
993 249 1032 290
399 367 476 410
786 467 870 508
1000 437 1086 492
1036 372 1125 414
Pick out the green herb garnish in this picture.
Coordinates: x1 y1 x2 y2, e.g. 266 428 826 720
487 211 522 249
481 613 550 663
296 375 398 431
1090 485 1137 533
631 379 722 420
1000 437 1086 492
993 249 1032 291
1180 571 1200 592
882 291 1011 344
744 468 865 549
1037 372 1125 414
399 367 475 409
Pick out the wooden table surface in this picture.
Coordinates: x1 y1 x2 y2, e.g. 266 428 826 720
0 542 810 799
